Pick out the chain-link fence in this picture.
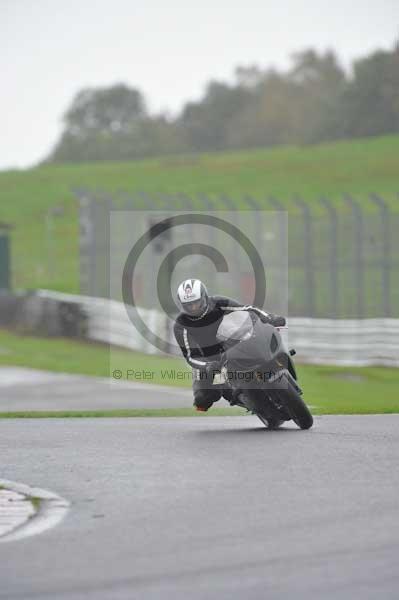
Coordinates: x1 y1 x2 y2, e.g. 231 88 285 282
76 191 398 318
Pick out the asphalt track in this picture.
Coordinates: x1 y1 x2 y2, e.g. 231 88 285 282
1 414 399 599
0 367 194 411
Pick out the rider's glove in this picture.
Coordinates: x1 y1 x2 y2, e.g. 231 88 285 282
258 312 285 327
268 315 286 328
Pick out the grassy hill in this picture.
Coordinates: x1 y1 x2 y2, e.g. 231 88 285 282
0 135 398 293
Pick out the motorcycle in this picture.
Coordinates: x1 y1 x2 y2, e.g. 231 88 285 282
213 310 313 430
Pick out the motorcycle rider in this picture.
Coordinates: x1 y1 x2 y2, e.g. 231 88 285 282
173 279 286 412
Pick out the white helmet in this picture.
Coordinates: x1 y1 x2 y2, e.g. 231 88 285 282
177 279 209 318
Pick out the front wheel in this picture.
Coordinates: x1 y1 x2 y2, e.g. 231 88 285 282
256 413 284 430
274 374 313 430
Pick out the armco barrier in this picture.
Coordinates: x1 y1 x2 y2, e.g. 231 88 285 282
36 290 399 367
37 290 164 355
0 291 87 337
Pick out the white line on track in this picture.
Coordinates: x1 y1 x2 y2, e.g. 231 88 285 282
0 479 69 543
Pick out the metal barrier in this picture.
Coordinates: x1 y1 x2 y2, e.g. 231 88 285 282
36 291 399 367
76 191 399 319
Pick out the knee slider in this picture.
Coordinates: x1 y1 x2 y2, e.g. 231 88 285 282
193 391 214 410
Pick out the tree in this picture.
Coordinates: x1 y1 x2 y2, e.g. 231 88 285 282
47 84 149 162
235 64 264 89
63 84 146 138
45 40 399 163
288 49 347 142
226 71 300 148
340 47 399 138
178 81 252 152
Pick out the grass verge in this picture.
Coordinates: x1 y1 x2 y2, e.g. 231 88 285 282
0 328 398 416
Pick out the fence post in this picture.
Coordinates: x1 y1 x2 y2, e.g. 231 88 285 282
220 194 235 210
267 197 288 313
103 195 113 300
370 194 391 318
196 193 212 211
160 193 175 211
194 195 216 290
268 196 288 265
137 191 156 210
320 197 339 318
0 222 11 291
177 193 193 210
294 196 315 316
245 195 262 255
76 190 95 296
240 196 261 305
219 195 243 295
344 195 364 318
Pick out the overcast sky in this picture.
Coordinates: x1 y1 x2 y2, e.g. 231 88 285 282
1 0 398 170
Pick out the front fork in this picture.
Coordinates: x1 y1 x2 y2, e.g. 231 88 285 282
232 367 302 417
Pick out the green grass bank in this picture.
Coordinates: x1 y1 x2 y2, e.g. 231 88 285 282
1 135 398 293
0 329 397 416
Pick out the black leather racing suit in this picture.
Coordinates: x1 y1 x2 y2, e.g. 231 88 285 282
173 295 279 410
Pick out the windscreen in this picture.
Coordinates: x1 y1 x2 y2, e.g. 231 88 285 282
216 310 254 344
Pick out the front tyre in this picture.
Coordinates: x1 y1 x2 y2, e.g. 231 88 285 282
276 374 313 430
256 413 284 430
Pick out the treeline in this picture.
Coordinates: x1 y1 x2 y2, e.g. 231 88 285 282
46 43 399 163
